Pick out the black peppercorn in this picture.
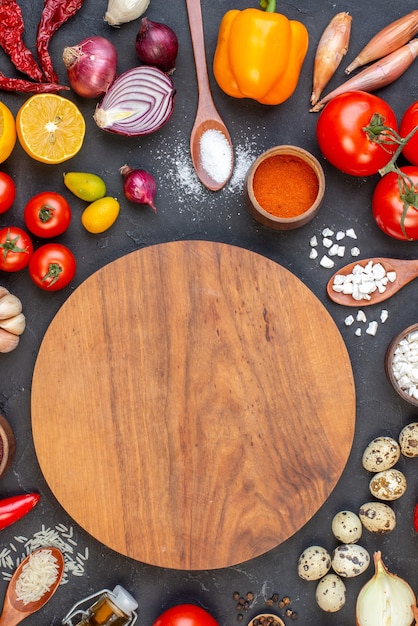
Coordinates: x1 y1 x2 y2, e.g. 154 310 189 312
271 593 279 603
232 591 240 601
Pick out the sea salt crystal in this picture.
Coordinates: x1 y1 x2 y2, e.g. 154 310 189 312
346 228 357 239
366 321 378 336
380 309 389 323
309 248 318 259
351 247 361 256
336 231 345 241
199 129 233 184
320 255 335 268
357 310 367 323
345 315 354 326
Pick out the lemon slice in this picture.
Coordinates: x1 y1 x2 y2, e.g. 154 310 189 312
16 94 85 164
0 101 17 163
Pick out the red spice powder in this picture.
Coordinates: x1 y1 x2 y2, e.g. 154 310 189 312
253 155 319 218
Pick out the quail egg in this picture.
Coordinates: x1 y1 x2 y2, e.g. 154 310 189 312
315 573 346 612
399 422 418 458
297 545 331 581
331 510 362 544
358 501 396 534
331 544 370 578
362 435 400 472
369 468 407 501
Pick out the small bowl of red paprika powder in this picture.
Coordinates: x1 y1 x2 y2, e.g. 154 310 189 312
244 145 325 230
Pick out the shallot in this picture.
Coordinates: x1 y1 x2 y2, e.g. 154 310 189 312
135 18 178 74
346 10 418 74
93 66 176 136
311 12 352 106
63 37 118 98
311 39 418 112
120 165 157 212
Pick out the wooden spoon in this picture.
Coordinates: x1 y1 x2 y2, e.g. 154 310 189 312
0 547 64 625
327 257 418 306
185 0 234 191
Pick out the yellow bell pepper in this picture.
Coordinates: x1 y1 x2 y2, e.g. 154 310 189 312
213 0 309 105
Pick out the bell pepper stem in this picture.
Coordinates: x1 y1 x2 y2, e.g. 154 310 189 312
259 0 276 12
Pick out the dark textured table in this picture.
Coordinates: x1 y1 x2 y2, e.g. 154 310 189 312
0 0 418 624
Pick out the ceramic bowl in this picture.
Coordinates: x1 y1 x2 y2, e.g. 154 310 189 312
244 145 325 230
247 614 285 626
385 323 418 407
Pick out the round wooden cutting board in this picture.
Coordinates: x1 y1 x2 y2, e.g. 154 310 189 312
32 241 355 570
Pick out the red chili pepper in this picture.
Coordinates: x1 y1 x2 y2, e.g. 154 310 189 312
0 493 40 530
414 503 418 532
0 71 69 93
36 0 85 83
0 0 45 82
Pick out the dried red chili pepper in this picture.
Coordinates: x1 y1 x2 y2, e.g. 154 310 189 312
36 0 85 83
0 493 40 530
0 0 45 82
414 503 418 532
0 71 68 93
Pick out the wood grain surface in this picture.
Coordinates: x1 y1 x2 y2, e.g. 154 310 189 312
31 241 356 570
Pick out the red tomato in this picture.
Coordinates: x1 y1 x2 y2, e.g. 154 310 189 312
0 172 16 213
316 91 399 176
0 227 33 272
24 191 71 238
28 243 76 290
372 166 418 240
153 605 219 626
400 101 418 166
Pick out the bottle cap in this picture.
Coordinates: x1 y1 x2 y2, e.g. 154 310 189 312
111 585 138 615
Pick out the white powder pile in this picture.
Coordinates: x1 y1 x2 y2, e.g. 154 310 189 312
199 128 233 184
15 549 59 605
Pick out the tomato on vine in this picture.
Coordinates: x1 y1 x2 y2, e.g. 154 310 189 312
0 172 16 214
0 227 33 272
316 91 399 177
28 243 76 291
400 102 418 167
372 165 418 241
24 191 72 238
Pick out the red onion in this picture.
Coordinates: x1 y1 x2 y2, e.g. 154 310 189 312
120 165 157 212
93 66 176 136
63 36 118 98
135 18 179 74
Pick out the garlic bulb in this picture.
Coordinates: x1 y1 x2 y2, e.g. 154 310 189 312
0 287 25 353
356 551 416 626
104 0 150 26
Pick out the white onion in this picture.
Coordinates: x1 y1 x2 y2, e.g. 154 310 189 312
93 66 176 136
63 37 118 98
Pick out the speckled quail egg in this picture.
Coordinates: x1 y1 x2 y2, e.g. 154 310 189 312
297 545 331 581
331 510 362 544
399 422 418 458
315 573 346 612
358 501 396 534
369 468 407 501
362 436 400 472
331 544 370 578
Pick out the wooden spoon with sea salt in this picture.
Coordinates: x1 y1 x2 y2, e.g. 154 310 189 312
185 0 234 191
326 257 418 306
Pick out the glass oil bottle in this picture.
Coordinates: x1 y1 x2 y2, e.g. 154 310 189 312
62 585 138 625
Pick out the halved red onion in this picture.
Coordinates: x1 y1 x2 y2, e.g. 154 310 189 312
93 66 176 136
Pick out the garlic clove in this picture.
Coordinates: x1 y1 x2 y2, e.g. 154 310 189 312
0 286 10 300
0 329 20 353
104 0 150 27
0 313 26 336
0 293 22 320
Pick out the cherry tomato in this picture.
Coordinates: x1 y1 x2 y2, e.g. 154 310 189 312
316 91 399 177
153 605 219 626
0 227 33 272
28 243 76 291
372 166 418 241
400 101 418 166
24 191 71 238
0 172 16 213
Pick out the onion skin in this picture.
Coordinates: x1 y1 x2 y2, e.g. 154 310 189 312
120 165 157 212
135 18 179 74
63 36 118 98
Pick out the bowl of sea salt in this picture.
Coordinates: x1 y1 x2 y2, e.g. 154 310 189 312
385 323 418 406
